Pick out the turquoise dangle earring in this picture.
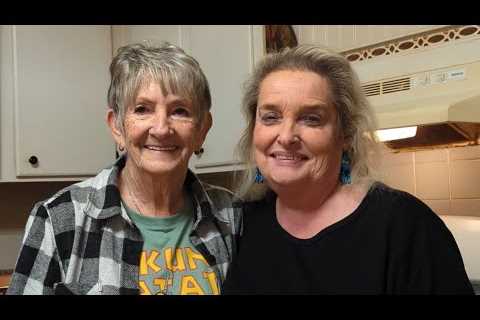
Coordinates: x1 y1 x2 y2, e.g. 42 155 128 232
254 167 264 183
340 151 352 184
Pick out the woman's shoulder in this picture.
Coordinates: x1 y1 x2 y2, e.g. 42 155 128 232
200 183 241 205
241 191 276 219
368 182 427 210
34 170 115 222
367 181 448 231
199 183 244 225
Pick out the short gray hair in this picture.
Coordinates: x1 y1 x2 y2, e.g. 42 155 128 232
235 44 380 199
107 42 211 130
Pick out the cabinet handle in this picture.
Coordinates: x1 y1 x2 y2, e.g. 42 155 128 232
28 156 38 165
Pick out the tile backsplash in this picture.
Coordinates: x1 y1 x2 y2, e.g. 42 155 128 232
379 144 480 217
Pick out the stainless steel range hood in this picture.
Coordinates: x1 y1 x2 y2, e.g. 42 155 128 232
352 33 480 150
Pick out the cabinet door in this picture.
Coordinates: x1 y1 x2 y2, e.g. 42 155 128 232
184 25 263 173
112 25 184 53
13 26 114 177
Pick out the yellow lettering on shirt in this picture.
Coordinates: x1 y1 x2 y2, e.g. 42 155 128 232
153 277 173 295
185 247 208 270
180 275 205 295
139 280 152 295
203 271 219 295
140 250 161 275
164 248 186 272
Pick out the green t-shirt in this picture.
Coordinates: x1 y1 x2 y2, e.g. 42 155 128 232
123 191 220 295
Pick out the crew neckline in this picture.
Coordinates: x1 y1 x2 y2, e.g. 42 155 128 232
271 186 373 245
122 189 194 231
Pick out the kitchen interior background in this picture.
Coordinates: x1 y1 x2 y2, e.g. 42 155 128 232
1 25 480 280
3 143 480 270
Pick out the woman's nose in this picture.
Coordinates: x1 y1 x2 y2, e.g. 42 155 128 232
277 121 299 146
149 112 172 137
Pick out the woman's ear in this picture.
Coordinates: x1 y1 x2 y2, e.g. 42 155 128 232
106 109 125 148
197 112 212 148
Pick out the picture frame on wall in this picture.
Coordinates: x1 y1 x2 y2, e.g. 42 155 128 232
265 25 298 54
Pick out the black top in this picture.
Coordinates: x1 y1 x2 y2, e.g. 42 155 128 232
223 183 474 294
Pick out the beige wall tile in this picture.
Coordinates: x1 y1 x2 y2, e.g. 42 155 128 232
451 199 480 217
423 199 450 215
379 164 415 194
415 149 448 163
380 151 414 166
450 145 480 161
451 160 480 198
379 143 393 154
415 162 450 199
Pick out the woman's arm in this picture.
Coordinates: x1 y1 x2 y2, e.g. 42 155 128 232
388 192 474 294
6 203 62 295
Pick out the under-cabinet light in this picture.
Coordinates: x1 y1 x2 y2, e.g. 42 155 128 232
375 126 418 142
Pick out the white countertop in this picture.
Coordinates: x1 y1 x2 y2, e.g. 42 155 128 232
440 215 480 282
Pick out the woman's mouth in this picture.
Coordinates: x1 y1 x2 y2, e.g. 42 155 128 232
144 145 178 152
270 151 308 164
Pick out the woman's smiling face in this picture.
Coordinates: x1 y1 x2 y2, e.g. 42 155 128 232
253 70 345 191
110 80 210 177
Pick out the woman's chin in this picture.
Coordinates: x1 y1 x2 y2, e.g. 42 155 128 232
139 162 186 176
267 173 307 189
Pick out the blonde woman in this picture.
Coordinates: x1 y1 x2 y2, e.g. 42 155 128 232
223 45 473 294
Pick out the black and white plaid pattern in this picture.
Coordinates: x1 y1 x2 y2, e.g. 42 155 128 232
7 155 243 295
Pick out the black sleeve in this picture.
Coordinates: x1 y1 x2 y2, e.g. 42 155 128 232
223 199 261 295
387 191 474 294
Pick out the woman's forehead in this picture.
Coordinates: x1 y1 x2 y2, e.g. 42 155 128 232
131 76 192 102
258 71 331 106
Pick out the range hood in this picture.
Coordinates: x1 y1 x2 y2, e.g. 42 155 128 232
352 32 480 150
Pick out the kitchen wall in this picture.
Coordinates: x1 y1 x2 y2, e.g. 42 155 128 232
379 144 480 217
0 181 73 270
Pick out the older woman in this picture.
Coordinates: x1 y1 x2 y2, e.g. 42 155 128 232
7 42 242 295
223 45 474 294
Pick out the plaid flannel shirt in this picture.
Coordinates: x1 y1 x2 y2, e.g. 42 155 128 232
7 155 243 295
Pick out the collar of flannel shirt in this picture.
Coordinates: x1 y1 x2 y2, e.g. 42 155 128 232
82 154 231 226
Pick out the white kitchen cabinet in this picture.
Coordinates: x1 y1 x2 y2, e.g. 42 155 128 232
112 25 184 53
112 25 265 173
0 25 115 182
295 25 447 52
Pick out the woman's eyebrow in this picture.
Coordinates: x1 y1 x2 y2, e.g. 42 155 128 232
134 96 155 105
300 104 329 112
258 103 329 111
258 103 278 111
168 97 191 105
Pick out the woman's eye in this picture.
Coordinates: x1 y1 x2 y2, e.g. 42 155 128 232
172 107 191 118
301 114 323 126
133 105 148 114
260 112 280 124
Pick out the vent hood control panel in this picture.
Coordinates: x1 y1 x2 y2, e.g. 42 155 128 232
411 68 466 89
362 66 468 98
